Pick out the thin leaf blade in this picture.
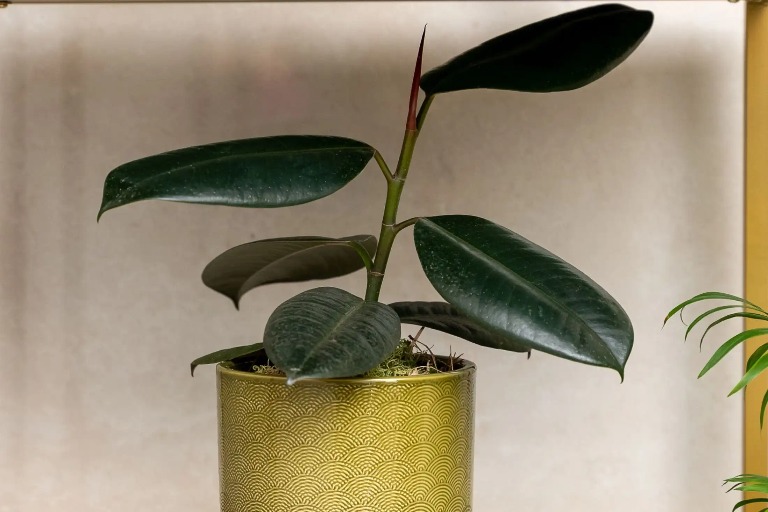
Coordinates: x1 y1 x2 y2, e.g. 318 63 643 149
99 135 375 218
414 215 632 376
699 312 768 349
730 348 768 396
698 328 768 379
190 343 264 376
264 287 401 383
390 301 531 354
685 305 747 340
420 4 653 95
664 292 766 326
202 235 377 307
732 499 768 512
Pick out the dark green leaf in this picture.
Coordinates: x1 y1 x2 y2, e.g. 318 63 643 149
414 215 632 376
190 343 263 376
264 287 401 383
98 135 375 218
761 389 768 429
420 4 653 95
202 235 377 308
390 301 531 354
698 328 768 379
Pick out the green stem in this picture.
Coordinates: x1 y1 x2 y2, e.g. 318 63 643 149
416 95 435 132
373 150 393 182
365 128 420 302
393 217 420 233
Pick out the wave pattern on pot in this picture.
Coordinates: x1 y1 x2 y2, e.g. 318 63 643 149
217 364 476 512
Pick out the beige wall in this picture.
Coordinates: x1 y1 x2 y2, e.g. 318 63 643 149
0 2 745 511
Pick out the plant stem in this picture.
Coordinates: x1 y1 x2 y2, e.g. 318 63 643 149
393 217 420 233
365 127 420 302
373 150 394 182
416 95 435 132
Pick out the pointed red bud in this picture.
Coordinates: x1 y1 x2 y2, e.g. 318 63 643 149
406 26 426 131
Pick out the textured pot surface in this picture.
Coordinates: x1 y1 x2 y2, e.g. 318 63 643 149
217 361 476 512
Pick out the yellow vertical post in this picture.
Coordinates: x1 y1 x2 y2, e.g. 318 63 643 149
746 3 768 511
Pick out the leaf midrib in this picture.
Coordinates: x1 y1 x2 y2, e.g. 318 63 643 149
236 237 375 301
109 145 373 204
425 219 618 365
296 294 368 373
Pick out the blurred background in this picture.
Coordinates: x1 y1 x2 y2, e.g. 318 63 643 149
0 1 746 511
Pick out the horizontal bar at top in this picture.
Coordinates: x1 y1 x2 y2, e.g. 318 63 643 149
2 0 762 3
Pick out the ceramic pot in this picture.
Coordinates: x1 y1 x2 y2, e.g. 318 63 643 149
217 360 476 512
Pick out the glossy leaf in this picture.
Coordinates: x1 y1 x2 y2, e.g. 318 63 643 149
414 215 632 376
202 235 377 308
98 135 375 218
190 343 263 376
264 287 401 383
420 4 653 95
390 301 530 354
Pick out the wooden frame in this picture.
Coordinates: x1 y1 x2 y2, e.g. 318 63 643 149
745 3 768 511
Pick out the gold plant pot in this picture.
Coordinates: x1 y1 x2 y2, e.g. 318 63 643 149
217 361 476 512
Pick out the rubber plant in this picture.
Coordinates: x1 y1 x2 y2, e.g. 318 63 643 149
666 292 768 512
99 4 653 384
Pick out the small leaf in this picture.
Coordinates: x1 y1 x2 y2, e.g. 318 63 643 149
699 312 768 349
732 499 768 512
414 215 632 376
726 474 768 486
698 328 768 379
685 305 748 340
264 287 401 383
747 344 768 373
664 292 766 326
190 343 263 376
420 4 653 95
761 389 768 429
202 235 377 308
98 135 375 218
730 348 768 396
390 301 531 354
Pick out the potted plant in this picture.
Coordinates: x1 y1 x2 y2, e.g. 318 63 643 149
667 293 768 512
99 5 653 511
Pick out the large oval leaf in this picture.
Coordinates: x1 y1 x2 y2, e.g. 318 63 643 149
202 235 377 308
420 4 653 95
390 301 530 354
414 215 632 376
98 135 375 218
264 287 401 383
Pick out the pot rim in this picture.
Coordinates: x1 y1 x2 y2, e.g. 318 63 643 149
217 358 476 385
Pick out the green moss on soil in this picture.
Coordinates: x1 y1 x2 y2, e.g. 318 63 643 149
250 338 450 378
